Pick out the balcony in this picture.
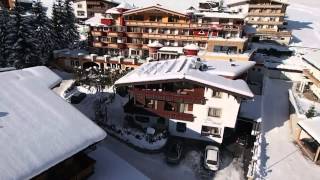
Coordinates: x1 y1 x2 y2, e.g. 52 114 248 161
124 101 194 122
126 43 143 49
107 43 125 49
142 33 208 41
304 69 320 88
247 20 283 25
256 29 292 37
248 12 285 17
127 32 143 38
91 31 102 36
108 32 124 37
249 4 283 9
129 88 205 104
93 41 103 48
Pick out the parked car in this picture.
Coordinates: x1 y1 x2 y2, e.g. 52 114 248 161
165 140 183 164
70 93 87 104
204 145 220 171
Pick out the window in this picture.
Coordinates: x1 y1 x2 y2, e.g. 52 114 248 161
70 60 75 66
208 108 222 118
150 16 162 22
77 11 85 16
135 116 150 123
212 90 222 98
176 122 186 133
201 126 221 137
168 16 179 22
75 61 80 66
77 4 82 8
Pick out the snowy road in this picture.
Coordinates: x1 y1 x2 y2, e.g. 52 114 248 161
102 136 197 180
259 78 320 180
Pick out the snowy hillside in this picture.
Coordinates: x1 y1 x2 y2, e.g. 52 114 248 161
287 0 320 48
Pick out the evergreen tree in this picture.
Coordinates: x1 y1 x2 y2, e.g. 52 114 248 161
7 5 40 68
63 0 79 48
52 0 79 49
0 8 12 67
52 0 65 49
31 0 55 64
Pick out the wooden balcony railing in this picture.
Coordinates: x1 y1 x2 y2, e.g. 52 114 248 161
249 4 283 9
247 20 283 25
141 33 209 41
93 42 103 48
126 43 143 49
248 12 285 16
129 88 205 104
124 102 194 122
127 32 143 38
91 31 102 36
125 20 242 30
256 29 292 36
304 69 320 87
108 32 124 37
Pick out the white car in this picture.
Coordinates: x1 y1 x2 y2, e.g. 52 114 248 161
204 145 220 171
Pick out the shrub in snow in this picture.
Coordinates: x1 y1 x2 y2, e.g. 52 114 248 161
305 105 317 118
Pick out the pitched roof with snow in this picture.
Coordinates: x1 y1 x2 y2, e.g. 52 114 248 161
85 13 106 26
302 49 320 70
184 44 200 51
123 5 187 17
0 66 106 180
115 56 254 98
298 117 320 143
148 41 164 48
116 2 133 10
106 7 121 14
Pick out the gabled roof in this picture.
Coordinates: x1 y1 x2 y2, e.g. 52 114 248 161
0 66 106 180
123 5 187 17
225 0 250 6
115 57 254 98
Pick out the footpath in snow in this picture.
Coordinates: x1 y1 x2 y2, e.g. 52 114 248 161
258 77 320 179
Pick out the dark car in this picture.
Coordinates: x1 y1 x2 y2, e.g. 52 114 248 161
165 141 183 164
70 93 87 104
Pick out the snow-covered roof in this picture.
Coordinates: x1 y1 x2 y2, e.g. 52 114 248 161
53 49 89 58
302 49 320 70
115 56 254 98
116 1 133 10
123 4 186 17
272 0 289 5
148 41 163 48
158 47 184 54
85 13 105 26
0 66 106 180
225 0 249 6
184 44 200 51
195 11 247 19
106 7 121 14
298 117 320 143
204 59 256 77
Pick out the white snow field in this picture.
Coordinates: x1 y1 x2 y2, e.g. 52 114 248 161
287 0 320 49
257 77 320 180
